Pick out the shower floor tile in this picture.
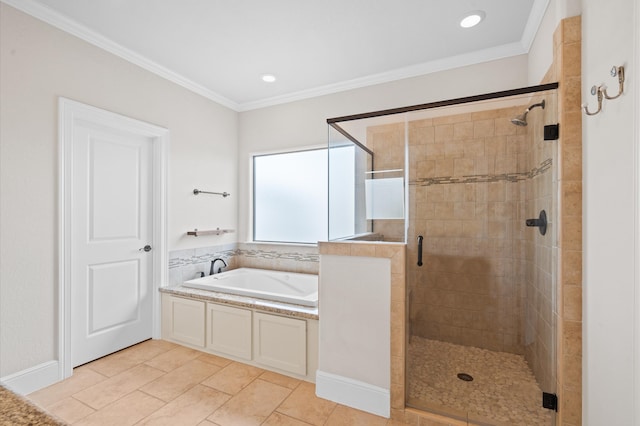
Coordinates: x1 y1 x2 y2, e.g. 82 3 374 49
407 337 553 426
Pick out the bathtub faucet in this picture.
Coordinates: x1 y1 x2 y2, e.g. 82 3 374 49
210 258 228 275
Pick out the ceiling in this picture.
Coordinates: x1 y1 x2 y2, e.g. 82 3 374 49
4 0 548 111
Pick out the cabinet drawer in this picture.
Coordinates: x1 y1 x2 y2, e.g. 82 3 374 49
206 303 252 360
253 312 306 375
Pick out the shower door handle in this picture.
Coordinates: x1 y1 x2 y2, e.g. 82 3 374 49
417 235 423 267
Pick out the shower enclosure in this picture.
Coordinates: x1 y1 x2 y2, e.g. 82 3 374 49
328 85 558 425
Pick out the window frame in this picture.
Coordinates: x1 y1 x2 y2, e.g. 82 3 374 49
250 145 328 245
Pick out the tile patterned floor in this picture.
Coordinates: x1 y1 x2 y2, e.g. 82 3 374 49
27 339 394 426
406 337 554 426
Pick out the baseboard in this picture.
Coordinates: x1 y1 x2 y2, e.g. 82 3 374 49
315 370 390 418
0 361 61 395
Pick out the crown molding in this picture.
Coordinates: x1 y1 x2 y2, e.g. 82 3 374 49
1 0 240 111
3 0 547 113
237 41 527 111
520 0 551 52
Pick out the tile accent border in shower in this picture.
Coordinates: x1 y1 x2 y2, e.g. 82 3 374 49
410 158 552 186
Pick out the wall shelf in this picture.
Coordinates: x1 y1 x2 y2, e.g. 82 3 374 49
186 228 235 237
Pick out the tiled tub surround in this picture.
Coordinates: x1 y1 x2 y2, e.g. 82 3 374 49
168 242 319 286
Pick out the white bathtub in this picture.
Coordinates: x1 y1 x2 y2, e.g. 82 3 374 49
183 268 318 307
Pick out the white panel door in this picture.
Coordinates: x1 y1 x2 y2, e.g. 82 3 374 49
71 119 154 367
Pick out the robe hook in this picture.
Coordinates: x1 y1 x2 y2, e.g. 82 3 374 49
582 85 603 116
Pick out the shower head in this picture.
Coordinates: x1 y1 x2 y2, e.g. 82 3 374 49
510 99 545 126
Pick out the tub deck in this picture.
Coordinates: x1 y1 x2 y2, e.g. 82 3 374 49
182 268 318 308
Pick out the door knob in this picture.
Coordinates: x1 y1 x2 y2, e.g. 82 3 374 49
139 245 152 252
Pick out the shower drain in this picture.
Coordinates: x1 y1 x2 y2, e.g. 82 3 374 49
457 373 474 382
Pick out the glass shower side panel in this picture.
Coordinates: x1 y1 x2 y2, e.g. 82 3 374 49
328 123 372 241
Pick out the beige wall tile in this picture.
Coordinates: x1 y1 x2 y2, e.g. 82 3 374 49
561 387 582 425
435 125 454 142
318 242 351 256
433 113 471 125
561 42 581 79
453 122 474 140
561 144 582 181
562 77 582 112
561 250 582 286
350 243 376 257
562 180 582 216
561 218 582 251
562 15 581 43
473 119 495 138
563 285 582 322
563 320 582 358
453 158 474 176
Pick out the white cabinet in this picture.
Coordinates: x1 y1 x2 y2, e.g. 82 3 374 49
160 293 317 381
253 312 306 375
206 303 252 360
161 295 205 347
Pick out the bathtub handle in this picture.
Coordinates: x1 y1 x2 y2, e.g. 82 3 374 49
417 235 423 267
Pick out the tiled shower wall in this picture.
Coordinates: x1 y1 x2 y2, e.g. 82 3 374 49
403 105 552 356
395 16 582 426
551 16 583 426
168 243 319 286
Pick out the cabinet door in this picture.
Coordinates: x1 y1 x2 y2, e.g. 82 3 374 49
162 295 205 347
253 312 306 375
206 303 252 360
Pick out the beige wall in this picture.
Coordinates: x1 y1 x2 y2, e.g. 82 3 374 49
0 4 238 376
582 0 639 423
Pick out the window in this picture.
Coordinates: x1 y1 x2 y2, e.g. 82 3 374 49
253 149 328 244
252 145 358 244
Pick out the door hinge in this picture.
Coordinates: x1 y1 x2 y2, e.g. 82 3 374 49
542 392 558 411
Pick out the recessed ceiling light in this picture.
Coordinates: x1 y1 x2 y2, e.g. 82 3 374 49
460 11 485 28
261 74 276 83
